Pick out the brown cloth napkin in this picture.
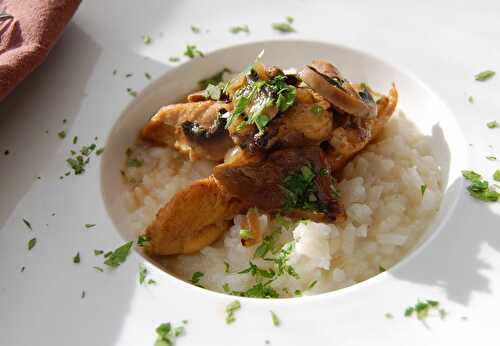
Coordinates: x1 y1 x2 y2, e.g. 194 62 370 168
0 0 81 101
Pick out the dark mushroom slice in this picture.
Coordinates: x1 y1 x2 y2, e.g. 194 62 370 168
297 60 377 118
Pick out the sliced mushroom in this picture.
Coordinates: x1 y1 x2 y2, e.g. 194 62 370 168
297 60 377 118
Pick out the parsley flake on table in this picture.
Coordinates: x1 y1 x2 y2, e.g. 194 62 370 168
272 19 296 33
184 45 204 59
73 252 80 264
142 35 152 45
487 121 499 129
475 70 495 81
22 218 32 230
229 25 250 34
154 322 185 346
27 238 37 250
103 241 133 268
225 300 241 324
104 241 134 268
270 311 280 326
462 170 500 202
404 299 441 320
58 131 66 139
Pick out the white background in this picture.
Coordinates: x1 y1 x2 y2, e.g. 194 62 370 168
1 1 500 345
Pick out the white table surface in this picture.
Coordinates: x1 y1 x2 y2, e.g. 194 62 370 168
1 1 500 345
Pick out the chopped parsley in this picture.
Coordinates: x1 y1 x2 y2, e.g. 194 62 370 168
385 313 394 319
145 72 152 80
169 56 180 63
127 158 143 167
226 73 296 133
475 70 495 81
94 249 104 256
95 147 104 155
281 163 326 212
404 299 441 320
81 290 86 299
22 218 32 230
224 261 230 273
147 279 156 285
125 73 133 78
58 131 66 139
142 35 152 45
306 280 318 290
486 156 497 161
462 170 500 201
420 184 427 196
93 266 104 272
379 265 386 272
270 311 280 326
487 120 499 129
198 68 231 90
272 18 296 33
184 45 204 59
286 16 294 23
493 170 500 182
103 241 134 268
154 322 185 346
73 252 80 264
468 96 474 103
190 271 204 287
127 88 138 97
309 104 323 115
113 69 117 75
28 238 37 250
139 264 148 284
225 300 241 324
239 228 252 240
190 25 201 33
137 234 151 246
229 25 250 34
85 224 96 229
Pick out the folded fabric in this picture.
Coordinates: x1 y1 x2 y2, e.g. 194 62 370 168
0 0 81 101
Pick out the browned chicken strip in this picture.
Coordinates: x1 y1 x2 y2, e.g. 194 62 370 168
145 176 248 256
142 101 234 161
214 146 345 223
326 84 398 171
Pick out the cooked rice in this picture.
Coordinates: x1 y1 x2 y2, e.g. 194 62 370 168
124 112 442 297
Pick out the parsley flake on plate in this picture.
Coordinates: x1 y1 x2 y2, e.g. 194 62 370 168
85 224 96 229
22 218 32 230
404 299 442 320
27 238 37 250
420 184 427 196
225 300 241 324
57 131 66 139
127 88 138 97
139 264 148 285
94 249 104 256
385 313 394 319
493 170 500 182
103 241 134 268
270 311 280 326
190 271 204 287
73 252 80 264
145 72 152 80
190 25 201 33
169 56 180 63
137 234 151 246
468 96 474 103
272 19 295 33
125 73 133 78
184 45 204 59
155 322 185 346
198 68 231 90
486 156 497 161
229 25 250 34
475 70 495 81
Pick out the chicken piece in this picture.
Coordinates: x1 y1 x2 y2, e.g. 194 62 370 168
250 88 333 151
142 101 234 161
213 147 345 222
144 176 248 256
326 84 398 171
